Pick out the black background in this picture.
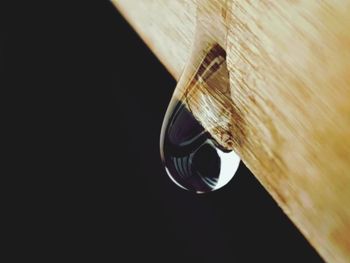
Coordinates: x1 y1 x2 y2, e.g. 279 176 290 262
4 1 324 262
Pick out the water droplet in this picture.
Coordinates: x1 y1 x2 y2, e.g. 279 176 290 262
160 44 240 193
160 100 240 193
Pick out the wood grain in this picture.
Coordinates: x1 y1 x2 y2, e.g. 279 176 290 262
112 1 350 262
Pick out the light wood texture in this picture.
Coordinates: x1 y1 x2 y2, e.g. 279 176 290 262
112 1 350 262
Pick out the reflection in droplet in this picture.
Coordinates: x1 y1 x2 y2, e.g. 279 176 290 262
160 99 240 193
160 44 240 193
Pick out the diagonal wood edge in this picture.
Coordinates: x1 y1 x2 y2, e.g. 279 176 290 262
112 0 196 78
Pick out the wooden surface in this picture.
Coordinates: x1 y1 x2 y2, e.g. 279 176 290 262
112 1 350 262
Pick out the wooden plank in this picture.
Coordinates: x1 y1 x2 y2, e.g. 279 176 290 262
112 1 350 262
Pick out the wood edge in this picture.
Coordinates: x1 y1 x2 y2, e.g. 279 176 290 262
111 0 179 79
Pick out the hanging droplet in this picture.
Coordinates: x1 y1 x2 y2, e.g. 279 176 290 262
160 44 240 193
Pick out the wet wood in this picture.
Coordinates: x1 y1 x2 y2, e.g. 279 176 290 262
112 1 350 262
